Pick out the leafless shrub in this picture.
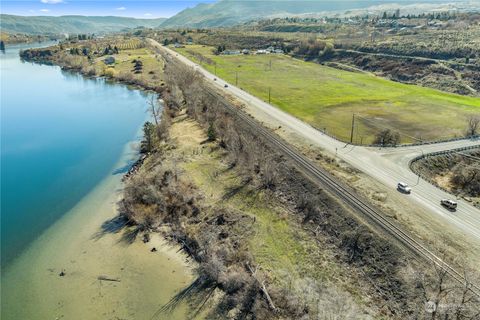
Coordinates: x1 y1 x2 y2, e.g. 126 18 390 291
156 107 171 141
117 71 134 82
414 265 480 319
199 253 226 284
219 267 250 294
451 162 480 196
466 115 480 137
122 166 200 227
373 128 401 146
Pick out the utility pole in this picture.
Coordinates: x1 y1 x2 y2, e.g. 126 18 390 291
350 113 355 143
215 62 217 76
269 59 272 71
235 71 238 86
268 87 271 104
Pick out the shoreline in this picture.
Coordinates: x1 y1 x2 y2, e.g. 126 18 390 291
20 44 166 94
2 132 194 319
2 57 194 319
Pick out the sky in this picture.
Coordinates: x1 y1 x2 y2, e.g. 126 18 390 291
0 0 216 18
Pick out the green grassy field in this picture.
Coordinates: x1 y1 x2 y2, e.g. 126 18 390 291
175 45 480 144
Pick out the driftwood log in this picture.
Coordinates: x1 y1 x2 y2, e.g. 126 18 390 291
97 275 121 282
246 263 276 312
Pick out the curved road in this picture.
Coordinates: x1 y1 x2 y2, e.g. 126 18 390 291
149 39 480 241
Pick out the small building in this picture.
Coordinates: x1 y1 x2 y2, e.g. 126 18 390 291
104 56 115 65
241 49 250 55
174 43 185 48
256 49 268 55
222 50 241 55
274 49 284 54
266 46 275 53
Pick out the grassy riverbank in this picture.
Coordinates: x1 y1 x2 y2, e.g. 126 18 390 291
125 110 377 317
175 45 480 144
20 38 166 92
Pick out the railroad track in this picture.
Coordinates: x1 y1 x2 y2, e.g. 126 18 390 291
157 46 480 296
203 86 480 297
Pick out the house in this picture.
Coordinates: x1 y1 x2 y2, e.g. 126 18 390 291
274 49 284 54
241 49 250 55
256 49 268 54
222 50 241 55
174 43 185 48
104 56 115 65
266 46 275 53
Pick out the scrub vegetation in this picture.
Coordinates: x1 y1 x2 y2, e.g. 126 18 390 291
411 148 480 202
118 60 480 319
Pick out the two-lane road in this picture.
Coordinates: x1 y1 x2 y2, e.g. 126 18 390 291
149 39 480 241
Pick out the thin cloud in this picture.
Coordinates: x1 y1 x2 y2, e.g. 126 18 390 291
40 9 50 12
40 0 63 4
116 7 126 11
144 13 152 16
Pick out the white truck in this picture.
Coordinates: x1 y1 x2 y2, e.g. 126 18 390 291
441 199 458 211
397 182 412 194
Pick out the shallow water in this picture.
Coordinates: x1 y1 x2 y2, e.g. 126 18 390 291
1 42 148 267
1 148 193 319
1 43 194 319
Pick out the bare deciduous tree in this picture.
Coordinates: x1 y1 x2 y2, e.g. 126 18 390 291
373 129 401 146
415 264 480 320
147 95 159 126
466 115 480 137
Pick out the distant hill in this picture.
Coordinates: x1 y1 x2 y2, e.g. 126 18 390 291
0 14 166 35
160 0 471 28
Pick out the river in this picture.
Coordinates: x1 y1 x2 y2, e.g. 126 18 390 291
1 43 193 319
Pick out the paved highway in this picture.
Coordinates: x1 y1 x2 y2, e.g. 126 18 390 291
149 39 480 241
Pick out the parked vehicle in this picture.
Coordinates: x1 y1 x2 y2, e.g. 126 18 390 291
214 78 217 81
441 199 457 211
397 182 412 194
224 84 229 88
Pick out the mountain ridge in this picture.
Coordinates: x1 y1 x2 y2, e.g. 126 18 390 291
159 0 474 28
0 14 166 35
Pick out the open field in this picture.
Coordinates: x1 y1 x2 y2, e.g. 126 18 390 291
175 45 480 144
93 47 165 89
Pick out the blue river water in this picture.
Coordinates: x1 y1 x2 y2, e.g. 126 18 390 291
1 43 151 270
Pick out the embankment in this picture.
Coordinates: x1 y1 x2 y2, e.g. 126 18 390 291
119 56 480 319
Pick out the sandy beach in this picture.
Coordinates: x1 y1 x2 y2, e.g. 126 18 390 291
1 142 194 320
